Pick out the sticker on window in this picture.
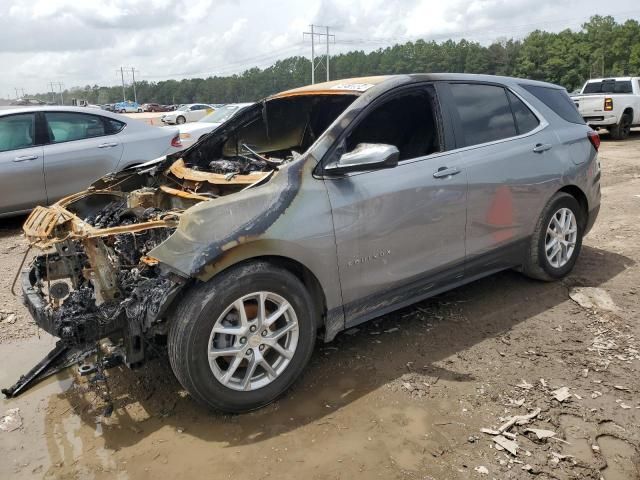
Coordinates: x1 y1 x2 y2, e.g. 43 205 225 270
329 83 375 92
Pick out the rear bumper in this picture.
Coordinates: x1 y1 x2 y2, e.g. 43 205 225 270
583 114 617 126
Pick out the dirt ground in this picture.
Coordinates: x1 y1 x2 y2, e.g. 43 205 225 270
1 131 639 480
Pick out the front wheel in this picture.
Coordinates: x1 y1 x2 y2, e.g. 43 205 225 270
176 115 186 124
522 192 584 281
168 261 317 412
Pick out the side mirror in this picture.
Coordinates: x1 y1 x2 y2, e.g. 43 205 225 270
325 143 400 174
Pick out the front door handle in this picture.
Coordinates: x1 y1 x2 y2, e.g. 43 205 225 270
13 154 39 162
98 142 119 148
533 143 552 153
433 166 461 179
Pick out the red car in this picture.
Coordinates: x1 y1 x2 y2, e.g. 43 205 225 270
142 103 168 112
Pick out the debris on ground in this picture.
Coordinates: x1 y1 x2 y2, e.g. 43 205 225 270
569 287 618 312
550 386 571 402
524 428 556 440
474 465 489 475
0 408 22 432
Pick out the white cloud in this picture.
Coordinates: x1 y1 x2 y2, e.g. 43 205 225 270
0 0 637 97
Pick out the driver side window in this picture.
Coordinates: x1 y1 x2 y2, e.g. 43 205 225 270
346 87 441 161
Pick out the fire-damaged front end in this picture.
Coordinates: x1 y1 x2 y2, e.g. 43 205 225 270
17 101 290 372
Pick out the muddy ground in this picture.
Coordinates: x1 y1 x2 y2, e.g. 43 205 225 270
1 132 639 480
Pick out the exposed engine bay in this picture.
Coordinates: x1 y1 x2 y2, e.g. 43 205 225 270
9 93 358 396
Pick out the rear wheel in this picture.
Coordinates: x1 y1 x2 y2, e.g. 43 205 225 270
176 115 186 124
522 192 584 281
168 261 317 412
609 113 632 140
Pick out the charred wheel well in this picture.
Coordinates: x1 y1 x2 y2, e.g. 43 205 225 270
558 185 588 222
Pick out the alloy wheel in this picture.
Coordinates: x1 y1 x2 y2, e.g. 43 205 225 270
545 207 578 268
207 291 299 391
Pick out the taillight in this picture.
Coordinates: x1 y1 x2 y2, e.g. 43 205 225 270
171 134 182 148
587 130 600 151
604 97 613 111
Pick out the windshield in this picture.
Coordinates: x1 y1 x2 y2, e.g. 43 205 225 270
176 105 189 111
583 80 633 94
199 105 244 124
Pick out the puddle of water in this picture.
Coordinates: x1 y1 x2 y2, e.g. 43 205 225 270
598 435 639 480
0 334 74 479
558 414 598 465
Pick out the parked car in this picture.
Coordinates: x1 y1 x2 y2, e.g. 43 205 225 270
101 104 115 112
114 101 143 113
175 102 253 149
0 106 181 216
161 103 214 124
10 98 46 106
142 103 167 112
571 77 640 139
15 75 600 413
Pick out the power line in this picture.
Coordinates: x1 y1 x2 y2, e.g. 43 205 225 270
303 25 335 84
141 44 306 79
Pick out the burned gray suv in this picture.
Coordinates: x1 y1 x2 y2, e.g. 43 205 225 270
12 74 601 412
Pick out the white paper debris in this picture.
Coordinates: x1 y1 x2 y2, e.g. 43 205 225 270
551 387 571 402
494 435 518 455
0 408 22 432
525 428 557 440
474 466 489 475
569 287 618 312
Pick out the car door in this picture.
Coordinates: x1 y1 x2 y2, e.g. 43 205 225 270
0 112 47 214
322 84 468 326
42 111 124 202
441 82 562 275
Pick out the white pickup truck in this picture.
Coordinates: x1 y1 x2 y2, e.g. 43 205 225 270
571 77 640 140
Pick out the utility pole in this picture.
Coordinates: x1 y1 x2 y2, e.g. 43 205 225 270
117 67 126 101
58 83 65 105
130 67 137 103
14 88 19 99
303 25 335 84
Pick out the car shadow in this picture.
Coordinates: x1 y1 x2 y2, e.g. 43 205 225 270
0 215 27 239
45 244 633 452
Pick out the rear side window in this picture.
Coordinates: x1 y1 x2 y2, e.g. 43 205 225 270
507 91 540 134
44 112 119 143
0 113 36 152
449 83 516 147
521 85 584 124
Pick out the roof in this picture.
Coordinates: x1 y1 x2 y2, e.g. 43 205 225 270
270 76 392 98
269 74 564 100
0 105 151 123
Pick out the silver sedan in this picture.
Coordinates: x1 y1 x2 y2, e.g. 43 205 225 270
0 106 181 217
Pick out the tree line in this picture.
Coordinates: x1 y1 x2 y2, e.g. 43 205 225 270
31 15 640 105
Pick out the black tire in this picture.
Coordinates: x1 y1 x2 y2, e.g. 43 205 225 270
168 261 317 413
522 192 585 281
609 113 632 140
176 115 186 124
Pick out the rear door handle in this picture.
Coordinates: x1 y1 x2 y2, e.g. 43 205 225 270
433 166 461 178
13 154 39 162
533 143 552 153
98 142 119 148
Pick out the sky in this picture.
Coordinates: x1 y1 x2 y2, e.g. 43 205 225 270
1 0 638 98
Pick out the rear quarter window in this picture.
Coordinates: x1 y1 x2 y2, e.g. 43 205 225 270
521 84 584 124
448 83 517 147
